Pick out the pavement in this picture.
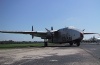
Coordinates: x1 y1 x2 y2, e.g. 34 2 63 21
0 43 100 65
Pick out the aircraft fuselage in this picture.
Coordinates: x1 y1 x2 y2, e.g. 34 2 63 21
48 27 83 44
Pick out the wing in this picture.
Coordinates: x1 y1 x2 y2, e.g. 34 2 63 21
83 32 98 34
83 32 100 36
0 30 47 38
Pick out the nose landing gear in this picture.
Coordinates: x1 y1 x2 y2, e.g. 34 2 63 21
44 39 48 47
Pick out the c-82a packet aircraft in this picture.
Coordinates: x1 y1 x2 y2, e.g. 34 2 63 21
0 26 99 47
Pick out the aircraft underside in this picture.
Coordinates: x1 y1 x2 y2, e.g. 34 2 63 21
44 38 82 47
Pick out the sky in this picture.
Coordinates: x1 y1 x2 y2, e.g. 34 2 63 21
0 0 100 41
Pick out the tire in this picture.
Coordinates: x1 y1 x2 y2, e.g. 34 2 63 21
76 42 80 46
69 42 73 46
44 42 48 47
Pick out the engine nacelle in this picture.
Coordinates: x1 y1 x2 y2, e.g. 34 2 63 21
46 32 52 39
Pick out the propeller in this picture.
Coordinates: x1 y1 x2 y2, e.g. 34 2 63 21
45 26 54 43
51 26 53 30
51 27 54 43
32 26 33 31
32 26 34 39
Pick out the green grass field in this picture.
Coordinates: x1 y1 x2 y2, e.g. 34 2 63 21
0 43 54 49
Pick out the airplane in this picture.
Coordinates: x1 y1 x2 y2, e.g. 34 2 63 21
94 37 100 43
96 37 100 40
0 26 99 47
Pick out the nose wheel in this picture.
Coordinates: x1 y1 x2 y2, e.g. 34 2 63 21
44 42 48 47
44 39 48 47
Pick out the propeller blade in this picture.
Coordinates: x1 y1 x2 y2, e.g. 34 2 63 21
51 27 53 30
51 33 54 43
32 26 33 31
45 28 50 32
45 28 54 43
32 26 34 39
32 35 34 39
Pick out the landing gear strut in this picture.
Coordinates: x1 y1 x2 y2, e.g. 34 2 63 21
69 42 73 46
76 42 80 46
44 39 48 47
44 42 48 47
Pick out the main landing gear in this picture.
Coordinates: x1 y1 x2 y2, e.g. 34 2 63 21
69 42 80 47
76 42 80 46
69 42 73 46
44 39 48 47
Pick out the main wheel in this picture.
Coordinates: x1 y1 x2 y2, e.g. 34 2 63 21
76 42 80 46
69 42 73 46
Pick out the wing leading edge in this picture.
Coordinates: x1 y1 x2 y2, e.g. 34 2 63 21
83 32 100 36
0 30 57 39
0 30 47 38
83 32 98 34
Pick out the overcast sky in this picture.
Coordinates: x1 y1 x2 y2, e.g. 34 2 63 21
0 0 100 41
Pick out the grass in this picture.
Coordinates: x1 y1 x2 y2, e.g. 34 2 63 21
0 42 55 49
0 43 45 49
